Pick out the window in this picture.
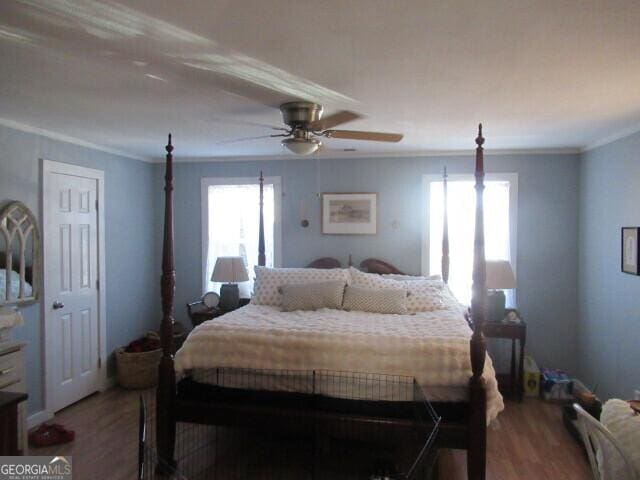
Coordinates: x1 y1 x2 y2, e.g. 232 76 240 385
422 174 518 305
202 177 282 297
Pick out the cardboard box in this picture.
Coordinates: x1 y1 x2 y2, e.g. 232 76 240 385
523 355 541 397
541 368 573 400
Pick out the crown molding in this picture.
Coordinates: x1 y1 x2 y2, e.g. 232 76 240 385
149 146 581 163
0 118 150 162
15 116 639 162
582 122 640 152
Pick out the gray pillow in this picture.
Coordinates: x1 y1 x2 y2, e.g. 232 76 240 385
342 285 408 314
279 281 346 312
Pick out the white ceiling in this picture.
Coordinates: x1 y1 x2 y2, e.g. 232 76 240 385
1 0 640 160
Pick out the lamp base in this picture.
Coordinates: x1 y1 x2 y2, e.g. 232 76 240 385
488 290 506 322
219 284 240 311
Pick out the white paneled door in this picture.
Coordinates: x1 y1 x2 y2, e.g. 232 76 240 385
43 162 103 412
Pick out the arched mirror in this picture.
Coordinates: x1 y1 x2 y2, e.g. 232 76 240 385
0 202 40 305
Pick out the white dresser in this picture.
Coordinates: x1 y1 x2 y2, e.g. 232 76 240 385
0 341 28 454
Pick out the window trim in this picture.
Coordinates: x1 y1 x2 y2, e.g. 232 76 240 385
200 176 282 294
421 172 519 282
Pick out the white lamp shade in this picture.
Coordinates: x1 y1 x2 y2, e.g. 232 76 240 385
486 260 516 289
211 256 249 283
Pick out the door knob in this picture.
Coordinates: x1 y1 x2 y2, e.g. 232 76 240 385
53 301 64 310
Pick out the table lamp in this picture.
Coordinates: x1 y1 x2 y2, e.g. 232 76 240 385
211 256 249 310
486 260 516 322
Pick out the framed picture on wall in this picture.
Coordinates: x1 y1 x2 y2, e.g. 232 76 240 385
621 227 640 275
321 193 377 235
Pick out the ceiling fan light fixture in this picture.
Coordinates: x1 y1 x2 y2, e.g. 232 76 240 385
281 137 321 155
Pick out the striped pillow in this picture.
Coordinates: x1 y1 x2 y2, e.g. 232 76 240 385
342 285 408 314
279 281 346 312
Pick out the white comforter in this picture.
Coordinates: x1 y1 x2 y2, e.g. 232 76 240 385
175 304 504 422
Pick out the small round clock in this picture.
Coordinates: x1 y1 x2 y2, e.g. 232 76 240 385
202 291 220 309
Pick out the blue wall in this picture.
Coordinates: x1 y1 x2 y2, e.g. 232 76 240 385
154 152 581 374
578 130 640 400
0 119 596 413
0 125 158 414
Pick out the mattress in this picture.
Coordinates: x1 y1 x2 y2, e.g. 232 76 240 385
175 303 504 422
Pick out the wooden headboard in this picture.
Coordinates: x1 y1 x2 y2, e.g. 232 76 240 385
359 258 405 275
304 257 405 275
306 257 342 269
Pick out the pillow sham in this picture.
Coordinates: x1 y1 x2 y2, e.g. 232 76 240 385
404 279 450 313
252 266 350 306
342 285 408 315
349 267 404 290
349 267 458 312
279 281 346 312
382 273 442 282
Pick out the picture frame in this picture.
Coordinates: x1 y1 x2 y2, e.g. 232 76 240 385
621 227 640 275
321 193 377 235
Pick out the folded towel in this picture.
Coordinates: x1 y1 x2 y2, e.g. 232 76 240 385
0 307 24 330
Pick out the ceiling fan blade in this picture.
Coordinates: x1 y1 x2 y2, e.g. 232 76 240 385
217 133 288 145
323 130 404 142
309 110 362 131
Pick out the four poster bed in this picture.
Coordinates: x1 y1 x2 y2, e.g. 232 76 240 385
155 126 494 480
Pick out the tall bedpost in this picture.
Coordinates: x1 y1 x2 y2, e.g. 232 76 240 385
258 171 266 267
441 167 450 284
156 134 176 469
468 124 488 480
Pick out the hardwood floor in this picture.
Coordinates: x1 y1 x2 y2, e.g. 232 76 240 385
31 388 592 479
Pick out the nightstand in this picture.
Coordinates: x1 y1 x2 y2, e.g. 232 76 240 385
467 309 526 402
187 298 250 328
0 341 28 454
0 390 28 455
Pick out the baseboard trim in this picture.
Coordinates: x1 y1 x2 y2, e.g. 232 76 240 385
101 375 117 391
30 378 115 430
27 409 54 430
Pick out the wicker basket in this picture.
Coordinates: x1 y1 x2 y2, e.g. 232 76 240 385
116 346 162 389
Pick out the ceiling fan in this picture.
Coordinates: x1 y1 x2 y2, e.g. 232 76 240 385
221 102 404 155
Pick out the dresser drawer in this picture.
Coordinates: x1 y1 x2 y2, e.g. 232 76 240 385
0 350 24 389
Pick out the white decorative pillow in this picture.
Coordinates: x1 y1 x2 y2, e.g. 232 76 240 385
382 273 442 282
403 279 452 313
350 267 452 313
342 285 408 314
279 281 346 312
349 267 403 290
252 267 350 306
